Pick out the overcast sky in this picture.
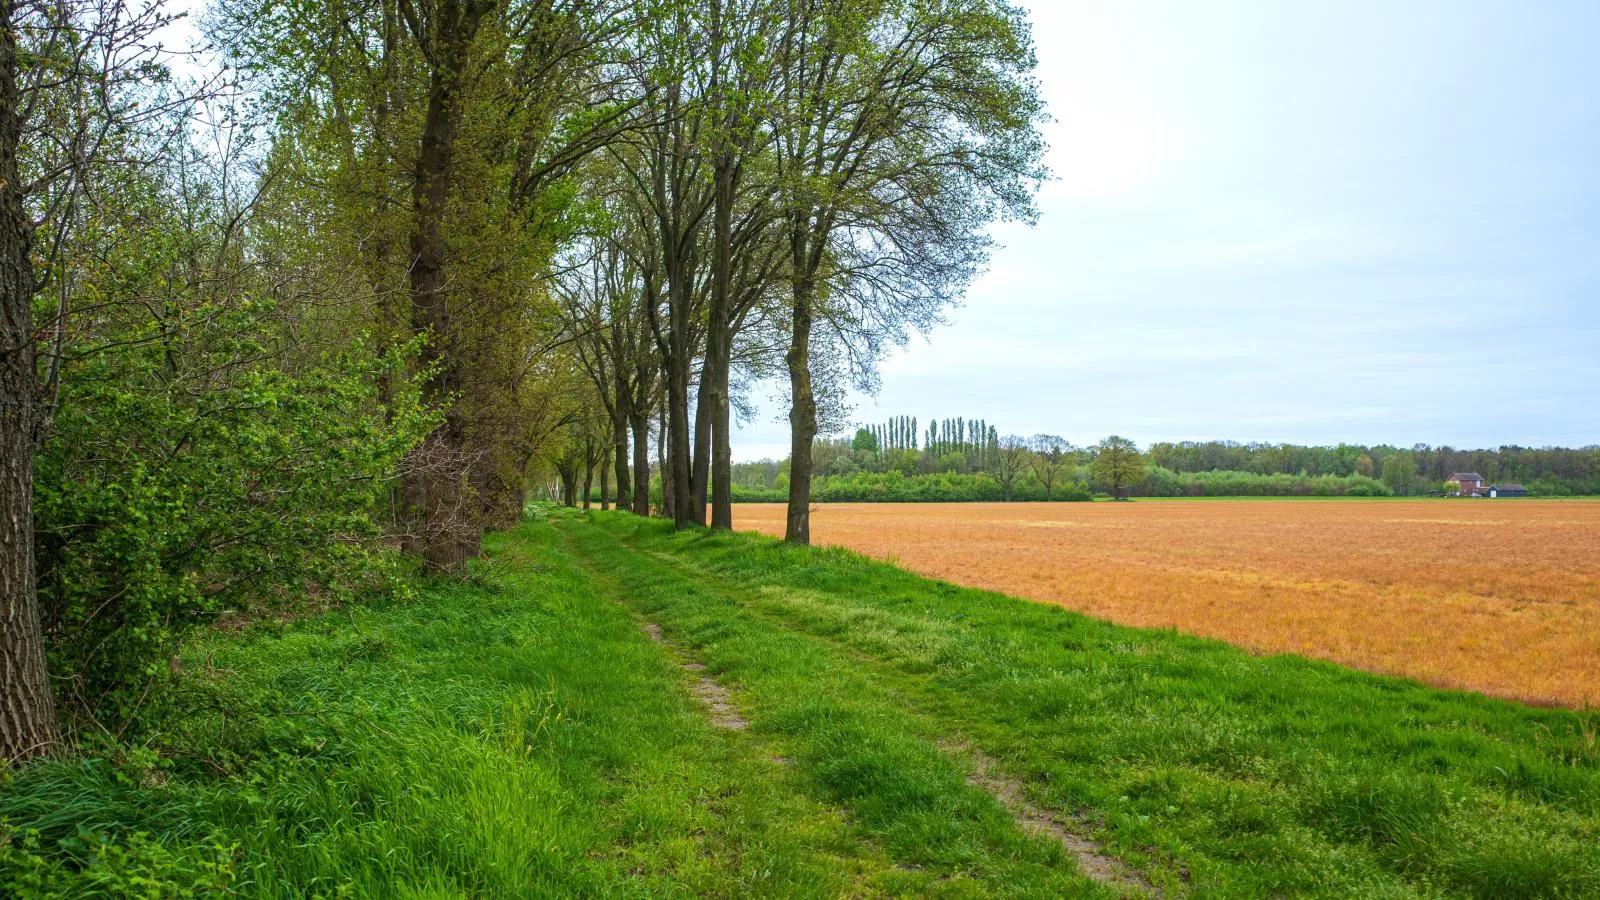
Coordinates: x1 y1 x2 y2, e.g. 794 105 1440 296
731 0 1600 460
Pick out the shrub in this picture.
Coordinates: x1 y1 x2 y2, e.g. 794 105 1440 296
34 303 432 740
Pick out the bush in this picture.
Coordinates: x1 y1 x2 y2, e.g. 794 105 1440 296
1129 466 1393 498
34 302 432 740
0 824 236 899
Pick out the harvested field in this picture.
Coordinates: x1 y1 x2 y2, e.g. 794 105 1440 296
732 499 1600 707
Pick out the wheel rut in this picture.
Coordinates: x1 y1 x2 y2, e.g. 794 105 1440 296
637 621 749 731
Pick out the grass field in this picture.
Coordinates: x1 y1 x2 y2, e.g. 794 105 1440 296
3 509 1598 897
731 499 1600 707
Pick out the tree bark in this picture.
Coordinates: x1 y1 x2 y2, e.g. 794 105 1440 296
648 81 698 530
0 1 63 762
630 396 651 516
581 434 594 511
784 247 817 544
663 264 694 530
690 356 713 525
707 143 734 530
657 402 673 517
611 365 630 511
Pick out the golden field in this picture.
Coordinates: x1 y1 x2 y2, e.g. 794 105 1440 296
732 499 1600 707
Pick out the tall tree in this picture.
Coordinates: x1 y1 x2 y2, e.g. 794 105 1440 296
1028 434 1073 501
771 0 1043 543
399 0 499 572
0 0 57 763
990 435 1032 501
2 0 212 763
1094 435 1146 499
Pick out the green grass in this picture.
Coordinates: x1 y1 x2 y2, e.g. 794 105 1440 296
3 508 1597 897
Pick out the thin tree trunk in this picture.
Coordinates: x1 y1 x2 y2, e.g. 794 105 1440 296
657 402 673 517
599 446 611 510
612 368 630 511
651 84 696 530
665 305 692 528
784 260 817 544
690 356 713 525
707 142 734 530
582 434 594 511
666 344 692 527
0 1 62 763
631 400 651 516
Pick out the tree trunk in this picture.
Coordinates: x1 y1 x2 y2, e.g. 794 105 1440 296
401 0 489 575
581 436 595 511
690 356 713 525
665 296 693 529
599 447 611 511
561 468 577 507
631 400 651 516
651 86 696 530
0 4 62 762
707 144 734 530
657 403 673 517
612 368 631 511
784 261 817 544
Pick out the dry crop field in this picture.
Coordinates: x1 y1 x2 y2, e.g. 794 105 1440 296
733 499 1600 707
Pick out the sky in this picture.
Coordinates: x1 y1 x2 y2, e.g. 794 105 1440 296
730 0 1600 460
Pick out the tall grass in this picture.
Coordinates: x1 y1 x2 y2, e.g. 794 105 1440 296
0 517 934 897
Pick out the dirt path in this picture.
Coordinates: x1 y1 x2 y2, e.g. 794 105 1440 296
639 621 749 730
947 740 1162 896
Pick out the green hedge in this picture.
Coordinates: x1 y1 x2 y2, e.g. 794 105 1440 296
730 471 1092 503
1137 467 1394 497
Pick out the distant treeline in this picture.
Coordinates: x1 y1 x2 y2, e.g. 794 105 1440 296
726 418 1600 500
1146 441 1600 496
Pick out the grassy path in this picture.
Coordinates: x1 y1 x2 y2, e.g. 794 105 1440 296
561 517 1119 898
567 512 1600 899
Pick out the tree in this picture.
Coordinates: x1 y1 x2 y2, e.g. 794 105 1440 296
1094 435 1146 499
990 435 1032 501
851 427 879 454
0 0 58 763
2 0 218 763
1028 435 1073 501
1382 452 1416 496
771 0 1044 543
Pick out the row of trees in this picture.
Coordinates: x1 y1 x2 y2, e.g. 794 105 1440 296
737 426 1600 501
846 415 1001 471
550 1 1044 544
738 432 1145 501
0 0 1046 763
1148 440 1600 494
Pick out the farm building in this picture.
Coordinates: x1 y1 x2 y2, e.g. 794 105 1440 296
1488 483 1528 498
1448 472 1485 496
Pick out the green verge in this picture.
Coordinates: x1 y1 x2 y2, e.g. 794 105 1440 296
570 511 1600 899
